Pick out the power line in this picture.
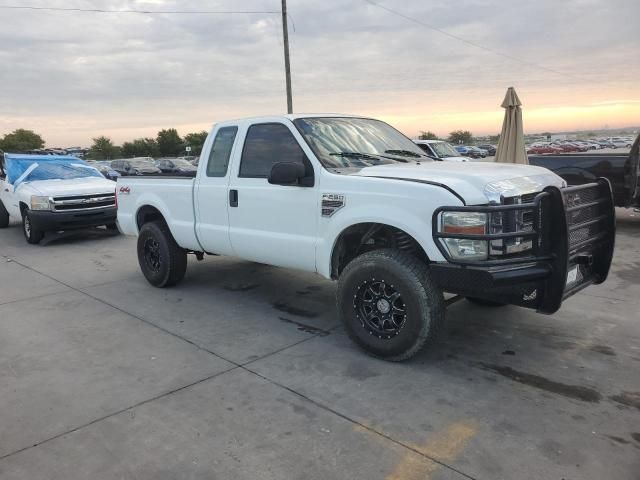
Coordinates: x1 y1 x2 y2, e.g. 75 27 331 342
0 5 280 14
363 0 584 82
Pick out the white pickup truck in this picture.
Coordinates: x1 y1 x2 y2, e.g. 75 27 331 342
117 114 616 360
0 154 117 244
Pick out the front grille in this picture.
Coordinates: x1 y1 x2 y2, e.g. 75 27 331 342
51 193 116 212
493 192 540 255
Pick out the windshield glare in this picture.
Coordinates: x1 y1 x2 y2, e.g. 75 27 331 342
294 117 428 169
429 141 460 158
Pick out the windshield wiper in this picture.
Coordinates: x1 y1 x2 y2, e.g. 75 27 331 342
383 149 423 158
329 151 384 160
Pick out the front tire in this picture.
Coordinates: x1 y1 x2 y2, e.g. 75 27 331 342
137 221 187 287
22 210 44 244
0 200 9 228
337 249 445 361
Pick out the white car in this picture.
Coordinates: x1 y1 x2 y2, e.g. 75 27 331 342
116 114 615 360
607 137 633 148
0 154 117 244
413 140 469 162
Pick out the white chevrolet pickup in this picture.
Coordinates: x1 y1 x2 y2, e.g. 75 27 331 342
0 154 117 244
117 114 616 360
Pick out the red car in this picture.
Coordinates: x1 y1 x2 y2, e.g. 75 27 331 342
527 145 563 154
550 143 580 152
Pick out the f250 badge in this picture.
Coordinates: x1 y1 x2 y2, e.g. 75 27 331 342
321 193 345 217
119 186 131 194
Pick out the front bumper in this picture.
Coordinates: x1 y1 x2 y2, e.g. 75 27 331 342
28 206 117 232
430 179 616 314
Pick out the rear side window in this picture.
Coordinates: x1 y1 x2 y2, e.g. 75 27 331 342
239 123 307 178
206 126 238 177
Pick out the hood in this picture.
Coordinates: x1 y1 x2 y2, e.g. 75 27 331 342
440 156 469 162
353 161 565 205
18 176 117 197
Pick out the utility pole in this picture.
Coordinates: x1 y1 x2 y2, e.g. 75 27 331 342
281 0 293 114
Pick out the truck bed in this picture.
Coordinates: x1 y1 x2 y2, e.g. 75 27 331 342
529 153 637 207
116 176 201 250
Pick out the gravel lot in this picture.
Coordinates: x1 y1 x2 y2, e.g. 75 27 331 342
0 210 639 480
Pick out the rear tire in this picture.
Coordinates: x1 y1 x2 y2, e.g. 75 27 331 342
0 200 9 228
337 249 445 361
137 221 187 287
466 297 507 307
22 210 44 244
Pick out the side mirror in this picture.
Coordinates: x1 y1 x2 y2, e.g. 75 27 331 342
268 162 306 186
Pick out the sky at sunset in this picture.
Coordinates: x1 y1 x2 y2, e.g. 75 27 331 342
0 0 638 146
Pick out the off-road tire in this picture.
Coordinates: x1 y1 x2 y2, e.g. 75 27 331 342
0 200 9 228
22 210 44 244
337 249 445 361
466 297 507 307
137 221 187 287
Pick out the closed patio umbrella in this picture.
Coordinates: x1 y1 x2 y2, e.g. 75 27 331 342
495 87 528 164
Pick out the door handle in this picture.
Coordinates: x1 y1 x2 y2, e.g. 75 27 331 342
229 189 238 207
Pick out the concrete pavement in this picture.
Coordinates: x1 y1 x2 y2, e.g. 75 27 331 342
0 211 638 479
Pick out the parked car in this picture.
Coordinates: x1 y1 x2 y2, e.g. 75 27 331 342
466 146 487 158
111 158 162 176
607 137 633 148
454 146 482 158
527 145 564 154
413 140 468 162
0 154 117 244
155 158 198 176
476 144 497 156
88 160 120 181
116 114 615 361
551 143 580 153
529 133 639 208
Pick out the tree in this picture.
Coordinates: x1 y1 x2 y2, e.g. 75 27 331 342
122 138 159 158
0 129 45 152
184 131 208 155
447 130 474 145
156 128 183 156
87 136 120 160
418 130 438 140
488 134 500 143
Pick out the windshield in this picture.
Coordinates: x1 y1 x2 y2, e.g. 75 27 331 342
429 141 460 158
293 117 429 169
5 157 103 187
129 159 157 168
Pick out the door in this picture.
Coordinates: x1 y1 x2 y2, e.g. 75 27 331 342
228 122 318 272
194 125 239 255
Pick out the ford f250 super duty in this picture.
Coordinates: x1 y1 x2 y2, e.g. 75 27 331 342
116 114 616 361
0 154 117 244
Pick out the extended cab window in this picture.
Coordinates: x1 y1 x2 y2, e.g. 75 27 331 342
207 126 238 177
239 123 308 178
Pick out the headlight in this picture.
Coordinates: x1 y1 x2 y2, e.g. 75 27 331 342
30 195 51 211
440 212 488 260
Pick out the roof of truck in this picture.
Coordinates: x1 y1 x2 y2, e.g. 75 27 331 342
215 113 365 125
3 153 85 163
